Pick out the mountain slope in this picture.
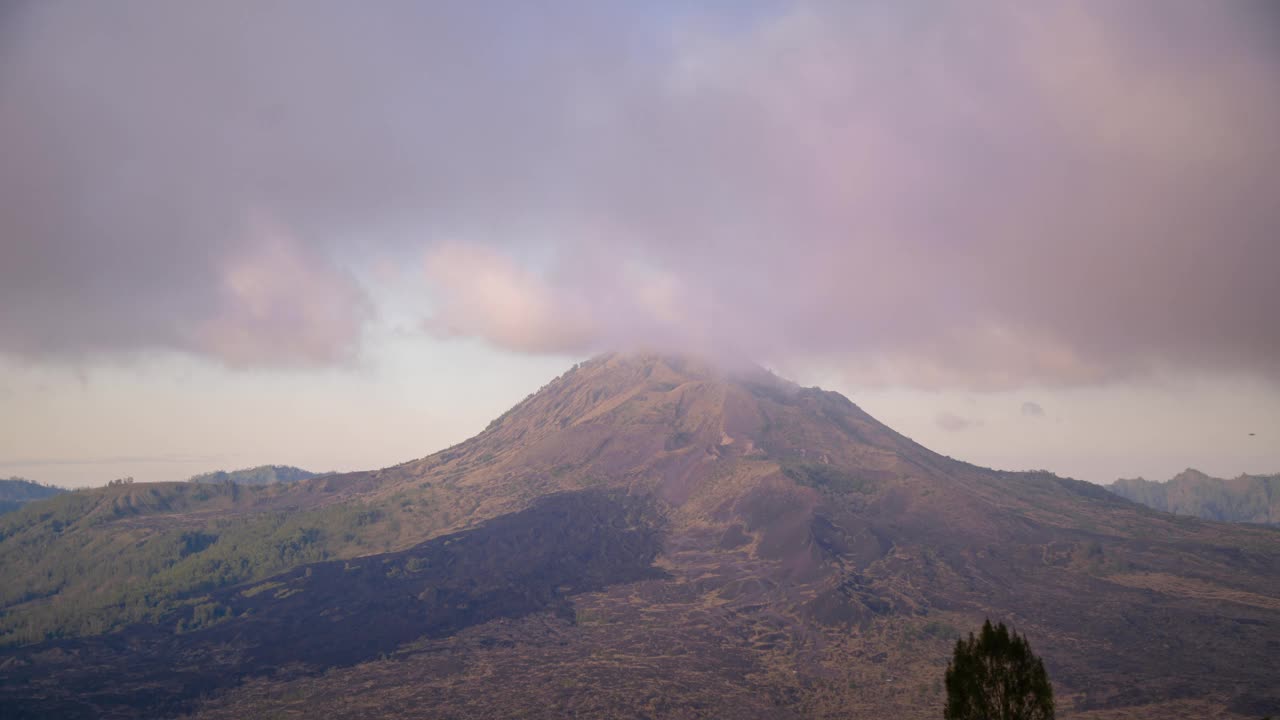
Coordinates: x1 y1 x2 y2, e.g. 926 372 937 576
0 471 424 646
1108 469 1279 525
1 353 1277 719
0 477 65 515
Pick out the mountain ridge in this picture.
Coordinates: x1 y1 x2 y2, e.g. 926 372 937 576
1108 469 1279 525
0 477 66 516
188 464 321 486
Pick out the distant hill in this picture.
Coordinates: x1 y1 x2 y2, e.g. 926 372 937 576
1107 469 1279 525
0 477 66 515
187 465 320 486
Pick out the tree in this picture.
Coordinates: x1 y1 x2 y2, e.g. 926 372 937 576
944 619 1054 720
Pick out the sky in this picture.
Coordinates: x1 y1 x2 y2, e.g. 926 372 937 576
2 1 1278 488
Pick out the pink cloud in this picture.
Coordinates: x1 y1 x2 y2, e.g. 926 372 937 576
421 243 597 354
419 2 1280 387
190 218 369 367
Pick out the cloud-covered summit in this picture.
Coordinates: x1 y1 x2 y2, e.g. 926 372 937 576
2 1 1277 387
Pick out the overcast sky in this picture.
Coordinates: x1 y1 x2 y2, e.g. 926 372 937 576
2 1 1278 487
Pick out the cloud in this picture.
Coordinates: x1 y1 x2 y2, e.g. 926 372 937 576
421 243 598 354
1021 401 1046 418
936 412 978 433
190 217 370 367
0 1 633 366
1 1 1278 385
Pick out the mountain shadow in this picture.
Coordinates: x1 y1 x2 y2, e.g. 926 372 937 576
0 490 664 719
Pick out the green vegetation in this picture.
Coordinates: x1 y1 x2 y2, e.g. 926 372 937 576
0 476 66 501
175 600 232 634
0 477 66 515
188 464 319 486
1108 469 1279 525
781 462 877 495
944 620 1054 720
0 481 421 646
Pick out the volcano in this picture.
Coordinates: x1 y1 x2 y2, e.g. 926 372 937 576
2 353 1277 719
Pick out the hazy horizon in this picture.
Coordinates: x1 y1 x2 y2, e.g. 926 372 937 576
5 348 1276 489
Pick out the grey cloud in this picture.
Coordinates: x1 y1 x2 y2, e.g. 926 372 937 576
1021 401 1045 418
1 2 1278 385
0 1 638 365
936 412 978 433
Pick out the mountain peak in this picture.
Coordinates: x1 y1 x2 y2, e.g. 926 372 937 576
473 351 798 443
1171 467 1213 483
388 349 975 524
581 351 788 388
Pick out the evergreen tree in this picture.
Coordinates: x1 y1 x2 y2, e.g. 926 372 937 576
944 619 1054 720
